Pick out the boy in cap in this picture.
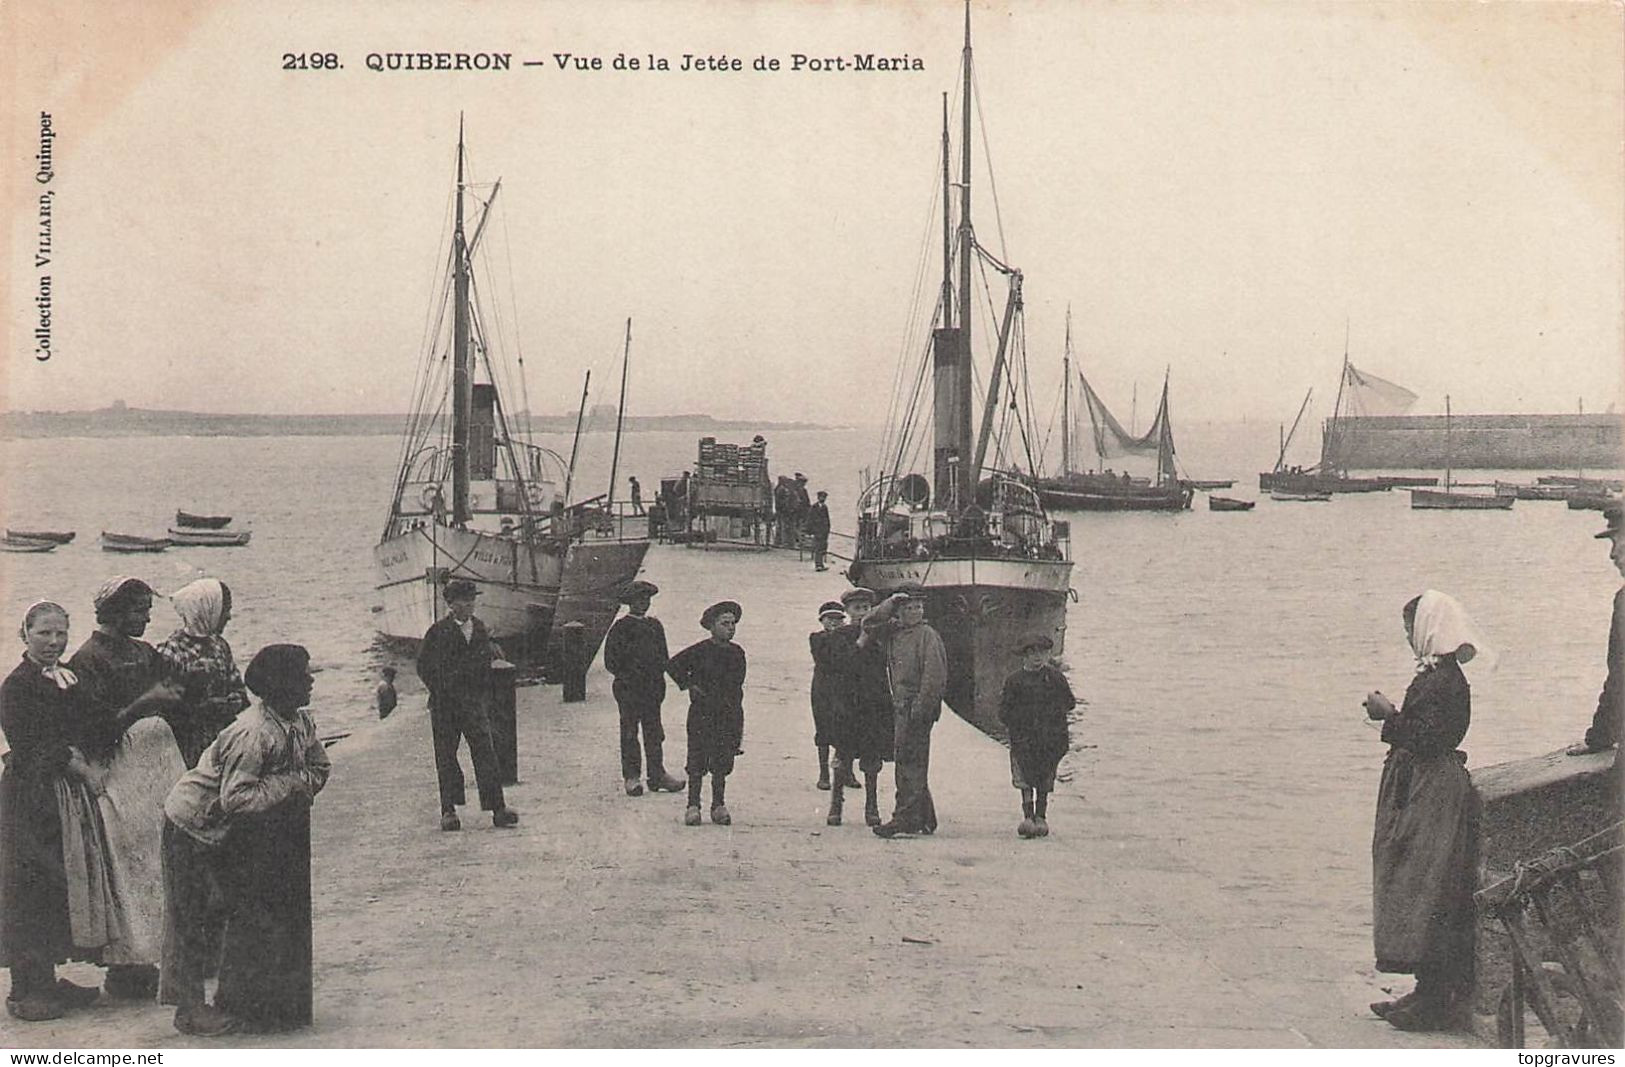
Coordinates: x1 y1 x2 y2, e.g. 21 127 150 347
808 600 849 796
997 634 1075 838
834 587 894 825
667 601 747 826
603 580 685 796
416 580 518 830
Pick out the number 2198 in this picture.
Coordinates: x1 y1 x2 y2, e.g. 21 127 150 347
283 53 341 70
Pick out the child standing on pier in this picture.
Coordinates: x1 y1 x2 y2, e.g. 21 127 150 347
667 601 746 827
997 634 1075 839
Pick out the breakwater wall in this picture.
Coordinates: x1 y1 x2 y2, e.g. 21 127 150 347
1326 414 1624 470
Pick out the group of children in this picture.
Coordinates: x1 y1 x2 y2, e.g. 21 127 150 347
808 595 1077 839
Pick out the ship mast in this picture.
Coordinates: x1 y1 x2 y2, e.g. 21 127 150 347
1061 307 1071 476
451 117 472 526
956 0 975 508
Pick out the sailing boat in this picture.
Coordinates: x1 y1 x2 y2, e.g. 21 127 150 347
847 4 1073 738
1260 332 1436 493
1409 396 1515 510
373 123 649 658
1035 319 1192 512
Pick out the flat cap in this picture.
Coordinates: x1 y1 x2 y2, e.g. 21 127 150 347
839 587 877 606
443 579 481 601
817 600 846 619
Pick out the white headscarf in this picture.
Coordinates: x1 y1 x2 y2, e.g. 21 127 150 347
20 600 77 689
170 578 228 637
1409 589 1495 670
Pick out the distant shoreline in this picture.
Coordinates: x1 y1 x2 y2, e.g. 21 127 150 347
0 407 842 439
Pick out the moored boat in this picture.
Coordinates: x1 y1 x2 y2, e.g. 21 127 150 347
1034 312 1192 513
1494 481 1574 502
2 536 60 553
101 532 172 552
1407 396 1516 511
1208 495 1255 512
847 7 1073 738
1269 489 1332 502
167 527 252 546
373 122 647 660
5 529 75 544
1410 488 1515 510
175 510 234 529
1261 333 1421 493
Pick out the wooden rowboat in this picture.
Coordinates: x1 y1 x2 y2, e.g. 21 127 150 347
101 531 172 552
2 536 59 553
174 510 235 529
1208 495 1255 512
6 529 75 544
1269 489 1332 502
166 527 252 547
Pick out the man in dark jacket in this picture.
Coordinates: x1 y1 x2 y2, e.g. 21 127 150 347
603 580 685 797
416 580 518 831
1570 506 1624 760
805 490 832 572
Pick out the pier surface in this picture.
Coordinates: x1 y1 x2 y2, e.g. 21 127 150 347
9 548 1480 1048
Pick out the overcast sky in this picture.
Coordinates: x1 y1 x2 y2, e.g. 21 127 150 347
4 0 1621 425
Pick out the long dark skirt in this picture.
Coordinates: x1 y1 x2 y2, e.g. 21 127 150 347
1372 749 1479 980
0 762 76 973
215 799 313 1030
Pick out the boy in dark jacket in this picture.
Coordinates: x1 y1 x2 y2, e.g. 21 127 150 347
997 634 1075 838
667 601 746 826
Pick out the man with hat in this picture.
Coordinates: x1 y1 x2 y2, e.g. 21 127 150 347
829 587 894 826
862 584 946 838
667 601 747 826
806 490 832 572
998 633 1076 838
603 580 685 796
416 579 518 830
1568 505 1625 760
808 600 850 799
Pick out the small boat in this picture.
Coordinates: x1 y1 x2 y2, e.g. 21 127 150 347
1538 475 1624 493
2 536 59 553
1407 397 1515 511
1270 489 1332 502
101 532 172 552
167 527 252 547
1494 481 1574 502
1181 479 1235 491
174 510 235 529
1410 488 1515 510
6 529 75 544
1567 494 1623 512
1208 495 1255 512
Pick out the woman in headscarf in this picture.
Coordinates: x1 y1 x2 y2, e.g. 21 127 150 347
1363 590 1487 1032
156 579 249 768
62 575 186 1001
163 643 330 1034
0 602 117 1021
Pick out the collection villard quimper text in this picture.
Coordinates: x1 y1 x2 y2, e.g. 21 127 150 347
33 111 57 362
